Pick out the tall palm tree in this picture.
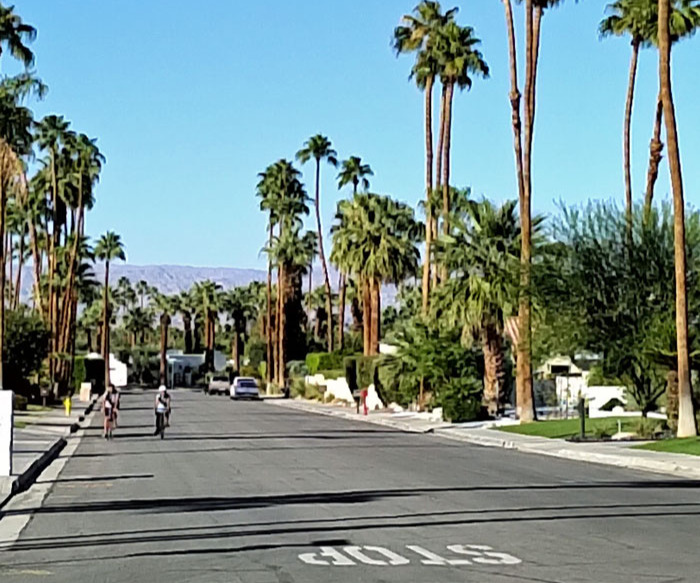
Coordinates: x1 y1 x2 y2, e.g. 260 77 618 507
0 77 34 390
393 1 457 313
658 0 697 437
600 0 657 221
94 232 125 389
336 156 373 349
501 0 569 422
0 4 36 66
296 134 338 353
434 21 488 244
153 292 176 384
644 0 700 211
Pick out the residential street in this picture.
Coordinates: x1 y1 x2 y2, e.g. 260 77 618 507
1 388 699 583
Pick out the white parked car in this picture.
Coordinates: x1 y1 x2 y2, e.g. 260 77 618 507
206 374 230 396
230 377 260 400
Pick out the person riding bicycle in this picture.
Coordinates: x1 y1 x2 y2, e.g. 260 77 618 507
154 385 171 436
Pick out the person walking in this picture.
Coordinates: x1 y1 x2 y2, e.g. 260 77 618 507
102 385 116 439
154 385 171 437
111 384 121 428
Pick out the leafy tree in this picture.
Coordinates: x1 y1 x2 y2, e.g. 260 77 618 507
4 307 49 393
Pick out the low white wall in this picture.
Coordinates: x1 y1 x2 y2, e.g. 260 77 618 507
304 373 385 411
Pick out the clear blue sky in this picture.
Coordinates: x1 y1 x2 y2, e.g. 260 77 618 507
12 0 700 269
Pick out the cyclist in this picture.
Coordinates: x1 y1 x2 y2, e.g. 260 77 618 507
154 385 171 436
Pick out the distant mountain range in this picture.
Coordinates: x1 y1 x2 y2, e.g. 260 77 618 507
16 263 398 303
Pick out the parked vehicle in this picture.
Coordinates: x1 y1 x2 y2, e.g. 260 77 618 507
206 374 230 396
230 377 260 400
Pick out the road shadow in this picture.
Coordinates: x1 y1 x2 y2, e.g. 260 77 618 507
37 474 154 484
6 479 700 519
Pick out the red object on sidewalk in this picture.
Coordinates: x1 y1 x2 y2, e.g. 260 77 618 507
361 389 368 416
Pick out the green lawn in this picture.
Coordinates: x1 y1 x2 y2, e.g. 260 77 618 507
495 416 642 439
14 420 27 429
26 404 52 413
634 438 700 456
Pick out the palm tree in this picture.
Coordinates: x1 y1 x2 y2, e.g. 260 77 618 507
337 156 373 196
501 0 569 422
658 0 696 437
336 156 373 349
124 306 152 349
643 0 700 212
135 280 150 308
331 193 420 356
0 77 35 390
192 280 222 372
223 286 256 375
178 290 195 353
434 22 488 245
0 4 36 66
153 292 176 384
95 232 126 389
434 196 530 416
393 1 457 313
600 0 656 221
296 134 338 353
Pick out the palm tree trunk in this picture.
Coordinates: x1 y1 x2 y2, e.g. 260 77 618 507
28 211 42 316
159 314 169 384
516 0 538 423
370 278 380 356
102 261 111 390
362 277 371 356
0 178 5 389
482 324 506 417
338 272 346 349
644 95 664 215
87 329 93 353
183 313 192 353
232 327 241 375
277 263 286 384
441 81 455 282
422 74 435 314
623 39 640 223
658 0 696 437
7 232 12 303
433 82 447 287
13 228 24 310
266 222 273 386
313 159 334 353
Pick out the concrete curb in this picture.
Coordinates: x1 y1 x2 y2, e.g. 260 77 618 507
270 399 700 480
0 396 98 510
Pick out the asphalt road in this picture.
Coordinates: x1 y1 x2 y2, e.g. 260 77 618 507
1 388 699 583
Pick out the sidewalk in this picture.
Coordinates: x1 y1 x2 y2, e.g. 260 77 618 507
1 395 97 506
270 399 700 480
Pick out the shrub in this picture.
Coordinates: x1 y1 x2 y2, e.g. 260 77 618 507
438 376 483 423
246 339 266 370
356 356 379 389
287 360 308 378
73 356 86 393
13 393 28 411
4 308 50 389
240 365 261 380
305 351 345 374
344 356 358 393
316 368 345 380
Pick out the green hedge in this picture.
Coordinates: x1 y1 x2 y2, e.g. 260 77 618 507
344 357 358 393
73 356 86 392
316 368 345 380
306 351 345 375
